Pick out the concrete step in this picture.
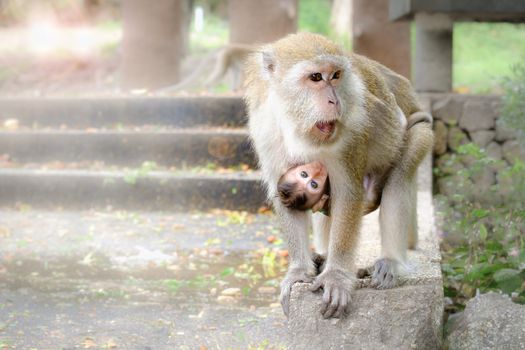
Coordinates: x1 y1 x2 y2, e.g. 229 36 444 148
0 96 246 128
0 128 257 168
0 209 287 348
0 168 266 211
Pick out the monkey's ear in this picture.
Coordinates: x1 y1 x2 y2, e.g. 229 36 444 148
261 51 275 80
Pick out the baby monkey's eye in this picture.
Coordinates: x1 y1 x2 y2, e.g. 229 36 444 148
332 70 341 80
300 171 308 178
310 73 322 82
310 180 318 189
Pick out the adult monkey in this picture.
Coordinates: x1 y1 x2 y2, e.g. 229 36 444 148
244 33 433 319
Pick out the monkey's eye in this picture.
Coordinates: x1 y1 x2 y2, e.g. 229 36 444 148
309 73 323 82
310 180 318 189
300 171 308 178
332 71 341 80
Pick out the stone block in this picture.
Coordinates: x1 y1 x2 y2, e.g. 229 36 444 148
432 95 463 125
486 141 502 161
459 99 496 132
288 283 443 350
495 119 516 142
447 127 469 151
287 189 443 349
446 293 525 350
471 167 496 192
436 153 464 175
437 174 470 199
502 140 525 165
469 130 495 149
433 120 448 155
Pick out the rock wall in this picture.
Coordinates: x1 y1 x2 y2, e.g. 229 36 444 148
420 93 525 200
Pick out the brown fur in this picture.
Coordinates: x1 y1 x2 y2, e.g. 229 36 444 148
244 33 433 318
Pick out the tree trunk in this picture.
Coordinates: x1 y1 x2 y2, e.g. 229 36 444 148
330 0 353 36
352 0 411 78
121 0 189 90
229 0 298 44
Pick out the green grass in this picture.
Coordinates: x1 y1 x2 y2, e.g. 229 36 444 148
453 22 525 93
298 0 332 35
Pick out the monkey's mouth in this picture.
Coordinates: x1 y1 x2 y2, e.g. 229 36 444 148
315 121 336 135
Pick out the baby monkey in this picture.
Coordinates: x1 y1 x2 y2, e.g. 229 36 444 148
277 161 380 217
276 112 431 216
277 161 331 215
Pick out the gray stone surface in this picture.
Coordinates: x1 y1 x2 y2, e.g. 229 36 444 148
0 96 247 128
0 128 256 168
433 120 448 155
414 13 452 92
447 126 469 151
495 119 516 142
287 161 443 349
0 169 266 211
289 283 443 350
0 210 288 348
432 95 464 125
446 293 525 350
471 167 496 192
436 153 465 175
486 141 503 161
459 99 496 132
502 140 525 165
470 130 495 149
389 0 525 21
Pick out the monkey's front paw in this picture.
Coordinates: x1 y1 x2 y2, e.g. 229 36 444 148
371 258 398 289
280 268 315 317
309 268 354 319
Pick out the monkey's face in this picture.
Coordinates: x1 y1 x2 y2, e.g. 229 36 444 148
278 161 328 210
278 57 352 145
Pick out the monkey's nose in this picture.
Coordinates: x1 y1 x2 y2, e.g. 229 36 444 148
328 99 341 114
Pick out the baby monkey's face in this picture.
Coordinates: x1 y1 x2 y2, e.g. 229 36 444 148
280 161 328 209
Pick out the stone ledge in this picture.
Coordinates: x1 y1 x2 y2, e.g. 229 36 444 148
287 159 443 349
289 283 443 350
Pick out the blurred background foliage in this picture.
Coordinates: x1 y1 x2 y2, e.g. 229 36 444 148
0 0 524 93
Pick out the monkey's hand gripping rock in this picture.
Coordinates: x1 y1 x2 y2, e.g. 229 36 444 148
279 267 315 317
309 268 354 319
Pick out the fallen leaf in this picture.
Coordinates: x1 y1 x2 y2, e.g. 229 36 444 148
257 206 272 214
172 223 185 231
105 339 118 348
221 287 241 297
81 337 97 348
0 226 11 238
217 295 238 304
258 286 277 294
278 250 289 258
266 235 277 244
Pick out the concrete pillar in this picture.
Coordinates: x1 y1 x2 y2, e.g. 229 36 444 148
414 13 453 92
353 0 411 78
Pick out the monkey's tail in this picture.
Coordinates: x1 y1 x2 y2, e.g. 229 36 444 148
156 49 220 94
400 115 434 177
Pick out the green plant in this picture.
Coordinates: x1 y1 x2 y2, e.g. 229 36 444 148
123 161 158 185
436 144 525 313
501 62 525 147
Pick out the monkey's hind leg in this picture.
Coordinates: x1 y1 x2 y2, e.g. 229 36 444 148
373 169 417 289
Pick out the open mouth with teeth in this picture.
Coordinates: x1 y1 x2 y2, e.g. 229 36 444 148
315 120 336 135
